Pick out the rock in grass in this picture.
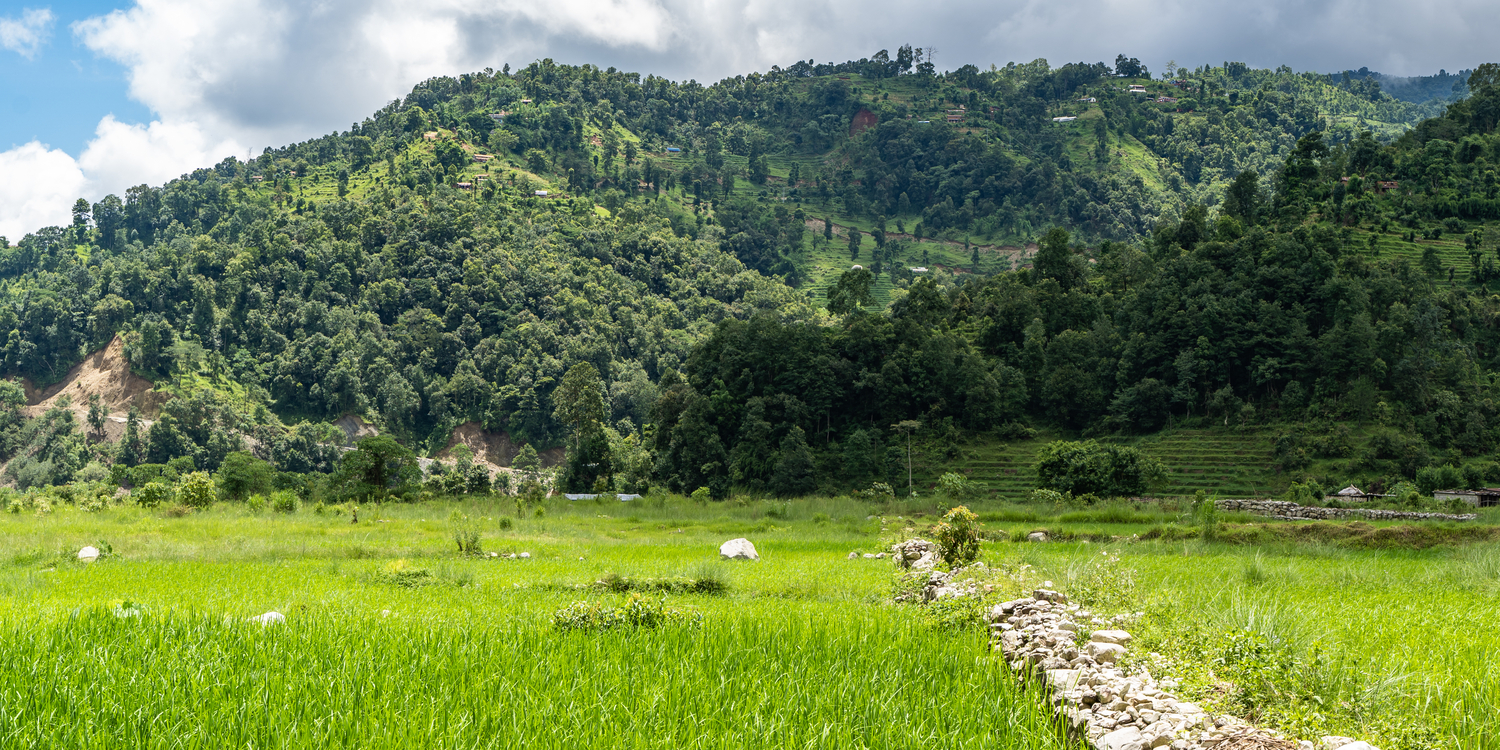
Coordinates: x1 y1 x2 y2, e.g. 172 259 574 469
719 538 759 561
1086 641 1127 663
77 546 100 563
847 551 858 559
1090 629 1134 646
519 552 531 559
1027 531 1048 542
1099 726 1146 750
250 611 285 626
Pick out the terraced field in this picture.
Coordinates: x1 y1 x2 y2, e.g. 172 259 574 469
924 427 1281 499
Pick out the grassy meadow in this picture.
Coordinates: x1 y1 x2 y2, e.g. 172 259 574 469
2 494 1497 749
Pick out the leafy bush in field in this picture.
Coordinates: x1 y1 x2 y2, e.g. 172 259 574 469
594 571 728 595
450 512 482 555
1034 440 1165 498
270 491 299 513
134 481 172 508
551 594 701 632
690 487 711 504
377 559 436 588
177 472 216 509
933 505 981 566
936 472 977 501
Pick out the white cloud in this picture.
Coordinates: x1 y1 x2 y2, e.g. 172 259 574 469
0 7 54 58
0 141 86 243
5 0 1500 241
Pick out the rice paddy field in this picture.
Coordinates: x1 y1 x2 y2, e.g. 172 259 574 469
1 494 1497 749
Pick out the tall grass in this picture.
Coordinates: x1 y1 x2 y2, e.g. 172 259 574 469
0 604 1068 749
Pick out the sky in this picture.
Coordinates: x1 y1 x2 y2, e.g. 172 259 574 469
1 0 1496 241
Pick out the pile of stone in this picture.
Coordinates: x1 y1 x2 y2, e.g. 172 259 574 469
891 538 939 570
987 591 1381 750
1217 499 1475 522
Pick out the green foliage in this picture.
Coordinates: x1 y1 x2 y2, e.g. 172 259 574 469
932 505 981 566
176 472 216 509
133 481 172 508
936 472 978 501
217 451 274 501
450 511 482 556
551 594 701 632
1034 440 1166 498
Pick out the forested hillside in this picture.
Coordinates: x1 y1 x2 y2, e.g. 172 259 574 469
0 54 1494 499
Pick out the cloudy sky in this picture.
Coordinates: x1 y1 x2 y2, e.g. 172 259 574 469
1 0 1494 240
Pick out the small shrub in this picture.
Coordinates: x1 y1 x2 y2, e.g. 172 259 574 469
855 482 895 500
812 512 830 524
177 472 216 509
247 495 267 513
6 497 21 514
378 559 436 588
1029 488 1069 506
936 472 977 501
163 504 191 518
764 502 791 520
551 594 702 632
690 487 711 504
451 511 482 556
932 505 981 566
1191 491 1219 540
497 516 513 530
270 491 299 514
134 481 171 508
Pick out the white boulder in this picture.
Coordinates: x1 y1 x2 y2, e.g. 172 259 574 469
1090 629 1134 646
77 546 100 563
1099 726 1146 750
1086 641 1127 663
719 538 759 561
250 611 285 626
518 552 531 559
1027 531 1049 542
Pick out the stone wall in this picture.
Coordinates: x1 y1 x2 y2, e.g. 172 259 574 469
988 589 1381 750
1215 498 1476 522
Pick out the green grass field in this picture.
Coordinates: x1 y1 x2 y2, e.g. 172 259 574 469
3 494 1498 748
0 498 1071 749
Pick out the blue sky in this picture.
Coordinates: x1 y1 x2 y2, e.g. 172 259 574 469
0 1 148 153
2 0 1497 241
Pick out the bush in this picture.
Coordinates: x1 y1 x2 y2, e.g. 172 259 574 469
451 511 482 556
690 486 711 504
855 482 895 500
176 472 216 509
936 472 977 501
551 594 701 632
933 505 981 566
134 481 172 508
1034 439 1166 497
270 491 299 513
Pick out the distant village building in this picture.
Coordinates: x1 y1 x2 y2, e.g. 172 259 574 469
455 182 473 190
473 154 493 163
1434 489 1500 507
1077 97 1097 103
1128 84 1148 93
1377 181 1400 193
1051 116 1078 122
534 190 550 196
666 147 681 153
909 266 929 273
423 131 439 141
1326 485 1375 503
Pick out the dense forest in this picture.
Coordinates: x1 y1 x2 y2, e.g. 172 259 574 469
0 55 1497 500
